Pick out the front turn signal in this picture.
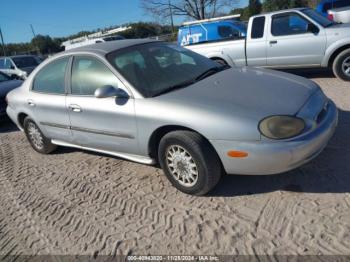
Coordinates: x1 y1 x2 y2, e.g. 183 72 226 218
227 150 248 158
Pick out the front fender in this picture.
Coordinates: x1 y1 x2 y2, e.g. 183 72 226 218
206 51 236 66
322 38 350 67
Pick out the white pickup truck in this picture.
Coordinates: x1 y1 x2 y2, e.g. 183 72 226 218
184 8 350 81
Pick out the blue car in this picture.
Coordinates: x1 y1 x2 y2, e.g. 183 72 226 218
316 0 350 17
178 17 247 46
0 71 22 120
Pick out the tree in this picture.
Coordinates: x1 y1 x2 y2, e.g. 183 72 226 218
230 0 261 21
31 35 61 54
246 0 262 17
118 22 172 38
262 0 308 12
141 0 238 20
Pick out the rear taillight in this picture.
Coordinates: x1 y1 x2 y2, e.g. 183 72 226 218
327 14 334 21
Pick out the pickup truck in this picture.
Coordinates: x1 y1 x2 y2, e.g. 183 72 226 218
184 8 350 81
328 6 350 24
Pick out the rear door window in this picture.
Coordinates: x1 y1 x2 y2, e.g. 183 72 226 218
32 57 69 94
0 59 4 69
251 16 265 39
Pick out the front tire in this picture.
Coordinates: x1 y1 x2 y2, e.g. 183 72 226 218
332 49 350 81
212 58 228 66
23 117 57 154
158 131 222 196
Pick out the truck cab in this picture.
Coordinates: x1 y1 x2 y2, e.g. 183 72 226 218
246 8 328 67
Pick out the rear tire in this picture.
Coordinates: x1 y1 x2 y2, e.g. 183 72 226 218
158 131 222 196
23 117 57 154
332 48 350 81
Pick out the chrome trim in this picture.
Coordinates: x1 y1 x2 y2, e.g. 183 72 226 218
51 139 155 164
40 122 134 139
70 126 134 139
40 122 70 129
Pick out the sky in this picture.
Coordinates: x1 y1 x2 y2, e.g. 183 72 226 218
0 0 248 44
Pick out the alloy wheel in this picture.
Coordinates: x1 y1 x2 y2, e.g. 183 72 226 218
166 145 199 187
342 56 350 77
27 122 44 150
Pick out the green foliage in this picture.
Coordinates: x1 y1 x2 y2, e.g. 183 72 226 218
118 22 173 39
262 0 308 12
31 35 62 54
230 0 262 21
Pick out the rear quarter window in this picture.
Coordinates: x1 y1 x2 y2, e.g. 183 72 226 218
251 16 265 39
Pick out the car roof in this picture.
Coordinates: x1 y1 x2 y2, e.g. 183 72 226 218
64 39 158 55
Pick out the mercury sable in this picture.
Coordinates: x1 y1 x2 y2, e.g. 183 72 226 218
6 39 338 195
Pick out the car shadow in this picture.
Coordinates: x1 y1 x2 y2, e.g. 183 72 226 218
278 68 335 79
210 109 350 197
0 118 19 133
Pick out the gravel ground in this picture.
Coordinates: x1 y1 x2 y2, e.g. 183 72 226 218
0 69 350 256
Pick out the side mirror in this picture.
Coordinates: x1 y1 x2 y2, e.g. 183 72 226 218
308 23 319 34
94 85 129 99
10 65 15 70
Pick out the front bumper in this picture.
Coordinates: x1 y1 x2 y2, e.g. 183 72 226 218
211 100 338 175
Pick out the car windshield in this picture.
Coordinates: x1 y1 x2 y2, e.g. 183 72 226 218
301 8 335 27
107 42 228 97
12 56 39 68
0 72 11 83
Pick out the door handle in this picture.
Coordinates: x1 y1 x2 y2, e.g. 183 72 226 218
269 40 278 45
27 100 35 107
69 104 82 113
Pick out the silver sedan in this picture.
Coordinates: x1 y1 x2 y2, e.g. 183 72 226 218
6 39 338 195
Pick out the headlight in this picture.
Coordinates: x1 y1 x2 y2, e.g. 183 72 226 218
259 115 305 139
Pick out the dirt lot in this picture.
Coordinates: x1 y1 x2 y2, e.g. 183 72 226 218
0 69 350 256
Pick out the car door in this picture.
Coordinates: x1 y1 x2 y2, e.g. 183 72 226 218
266 12 326 67
66 55 139 155
0 58 16 77
246 16 268 66
29 56 72 142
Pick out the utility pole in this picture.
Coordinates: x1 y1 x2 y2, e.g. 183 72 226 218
30 24 36 38
0 27 6 56
30 24 40 55
168 0 175 34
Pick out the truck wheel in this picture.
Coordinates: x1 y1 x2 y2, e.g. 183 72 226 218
158 130 222 196
332 49 350 81
23 117 57 154
212 58 228 66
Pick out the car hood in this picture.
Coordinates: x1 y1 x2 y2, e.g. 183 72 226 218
325 22 350 36
159 67 319 121
0 80 23 97
19 66 36 74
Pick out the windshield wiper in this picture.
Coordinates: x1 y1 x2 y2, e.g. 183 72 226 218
152 79 196 97
195 65 229 81
152 65 230 97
